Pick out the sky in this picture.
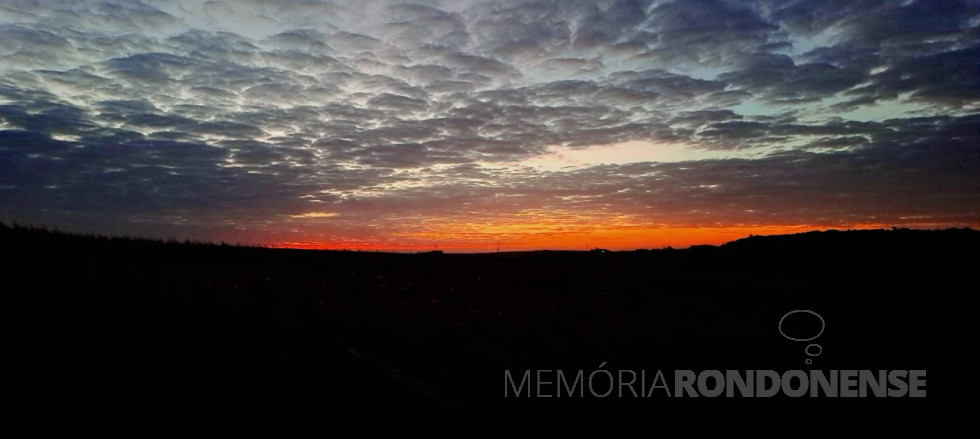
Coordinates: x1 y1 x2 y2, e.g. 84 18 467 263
1 0 978 251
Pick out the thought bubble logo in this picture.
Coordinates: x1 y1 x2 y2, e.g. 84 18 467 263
778 310 825 365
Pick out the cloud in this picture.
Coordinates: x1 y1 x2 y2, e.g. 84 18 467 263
0 0 977 244
720 54 866 104
291 212 339 218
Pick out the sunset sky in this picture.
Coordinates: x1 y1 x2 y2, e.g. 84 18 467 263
1 0 978 251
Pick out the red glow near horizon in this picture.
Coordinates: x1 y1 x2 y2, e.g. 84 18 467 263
268 222 916 253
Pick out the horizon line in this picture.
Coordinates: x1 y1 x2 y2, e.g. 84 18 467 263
4 222 977 255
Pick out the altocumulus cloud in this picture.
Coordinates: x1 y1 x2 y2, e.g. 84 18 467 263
0 0 978 248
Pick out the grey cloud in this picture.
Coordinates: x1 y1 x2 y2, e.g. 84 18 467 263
382 3 469 49
846 45 980 108
189 86 240 100
570 0 651 49
635 0 781 67
325 31 383 52
35 68 115 92
264 29 335 53
801 136 869 150
697 121 769 141
607 69 728 104
0 102 96 135
774 0 976 43
0 1 176 34
440 52 523 81
0 82 54 106
535 57 604 75
0 24 74 68
396 64 456 85
194 121 267 138
104 52 202 84
0 0 977 241
670 110 742 126
241 82 307 102
367 93 429 111
397 113 978 226
720 54 865 103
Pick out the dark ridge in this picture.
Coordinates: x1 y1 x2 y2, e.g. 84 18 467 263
721 227 980 252
0 223 972 437
5 222 978 255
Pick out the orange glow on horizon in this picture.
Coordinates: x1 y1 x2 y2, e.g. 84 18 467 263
269 222 908 253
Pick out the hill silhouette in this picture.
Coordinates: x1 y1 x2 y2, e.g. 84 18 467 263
1 224 973 437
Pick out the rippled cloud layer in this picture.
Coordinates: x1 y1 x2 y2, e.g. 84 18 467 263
2 0 978 249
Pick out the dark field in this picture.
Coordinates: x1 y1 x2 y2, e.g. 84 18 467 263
1 225 974 437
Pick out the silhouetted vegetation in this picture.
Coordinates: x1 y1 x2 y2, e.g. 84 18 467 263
1 224 973 437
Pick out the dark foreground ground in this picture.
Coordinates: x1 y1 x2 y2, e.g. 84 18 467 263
1 225 976 437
